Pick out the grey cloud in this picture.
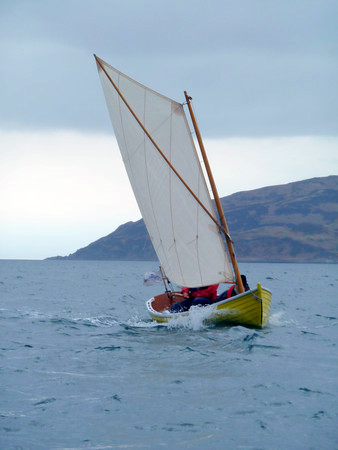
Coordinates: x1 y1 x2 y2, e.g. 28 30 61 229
0 0 337 136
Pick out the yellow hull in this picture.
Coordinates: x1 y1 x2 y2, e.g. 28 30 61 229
146 283 271 328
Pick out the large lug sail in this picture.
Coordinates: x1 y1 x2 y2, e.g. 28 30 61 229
95 56 234 287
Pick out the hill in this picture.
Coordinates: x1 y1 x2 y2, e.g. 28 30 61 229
48 176 338 263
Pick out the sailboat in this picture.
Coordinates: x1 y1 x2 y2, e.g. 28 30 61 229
94 55 271 328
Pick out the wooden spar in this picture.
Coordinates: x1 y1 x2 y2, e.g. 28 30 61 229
159 266 170 292
94 54 229 239
184 91 245 294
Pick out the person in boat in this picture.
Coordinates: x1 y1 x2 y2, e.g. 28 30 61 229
169 284 219 313
215 274 250 302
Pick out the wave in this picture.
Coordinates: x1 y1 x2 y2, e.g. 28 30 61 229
268 310 298 327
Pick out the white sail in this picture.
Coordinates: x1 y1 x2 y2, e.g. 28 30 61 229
96 56 234 287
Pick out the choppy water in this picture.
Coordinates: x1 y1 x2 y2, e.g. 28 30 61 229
0 260 337 449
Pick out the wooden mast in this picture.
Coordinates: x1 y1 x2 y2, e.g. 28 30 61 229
184 91 245 294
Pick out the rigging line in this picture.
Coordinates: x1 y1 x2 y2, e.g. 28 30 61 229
95 54 229 239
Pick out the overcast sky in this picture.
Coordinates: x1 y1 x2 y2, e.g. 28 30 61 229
1 0 337 259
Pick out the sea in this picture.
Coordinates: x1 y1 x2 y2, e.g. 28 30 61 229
0 260 337 449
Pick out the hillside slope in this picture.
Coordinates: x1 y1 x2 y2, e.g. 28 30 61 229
49 176 338 262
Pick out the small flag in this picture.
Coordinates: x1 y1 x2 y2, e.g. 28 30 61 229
143 271 162 286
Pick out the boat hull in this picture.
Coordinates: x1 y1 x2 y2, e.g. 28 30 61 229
146 283 271 328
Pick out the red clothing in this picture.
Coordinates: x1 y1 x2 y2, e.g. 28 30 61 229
226 285 236 298
181 284 219 301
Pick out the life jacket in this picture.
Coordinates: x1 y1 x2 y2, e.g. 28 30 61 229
226 285 236 298
181 284 219 301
